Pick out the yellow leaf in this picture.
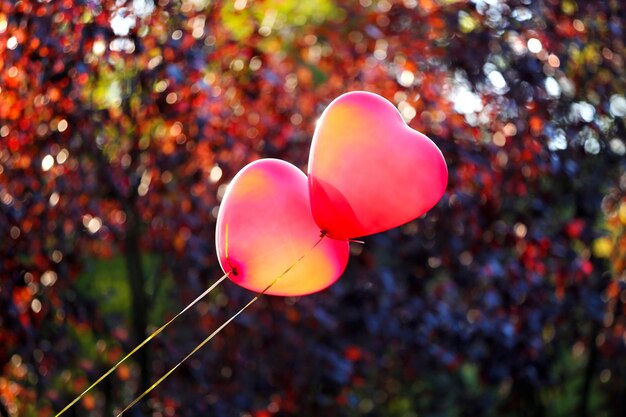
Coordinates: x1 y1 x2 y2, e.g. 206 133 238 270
592 237 612 258
561 0 576 15
459 11 478 33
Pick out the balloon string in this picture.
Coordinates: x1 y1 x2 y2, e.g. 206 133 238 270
117 234 327 415
53 272 229 417
116 296 259 417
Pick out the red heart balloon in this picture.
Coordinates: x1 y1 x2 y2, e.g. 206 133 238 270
215 159 349 296
308 91 448 239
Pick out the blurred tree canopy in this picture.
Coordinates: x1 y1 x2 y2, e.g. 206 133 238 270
0 0 625 416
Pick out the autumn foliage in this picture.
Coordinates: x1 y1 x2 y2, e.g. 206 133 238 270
0 0 625 416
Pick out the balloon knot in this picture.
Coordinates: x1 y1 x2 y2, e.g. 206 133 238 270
320 230 327 238
226 258 239 276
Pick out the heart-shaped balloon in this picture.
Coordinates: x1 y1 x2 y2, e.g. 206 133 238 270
308 91 448 240
215 159 349 296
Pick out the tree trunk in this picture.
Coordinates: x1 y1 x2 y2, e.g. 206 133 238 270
123 203 151 405
0 398 9 417
578 320 599 417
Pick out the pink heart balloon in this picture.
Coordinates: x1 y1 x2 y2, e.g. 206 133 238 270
215 159 349 296
308 91 448 240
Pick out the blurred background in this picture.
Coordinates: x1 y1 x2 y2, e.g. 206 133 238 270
1 0 625 416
